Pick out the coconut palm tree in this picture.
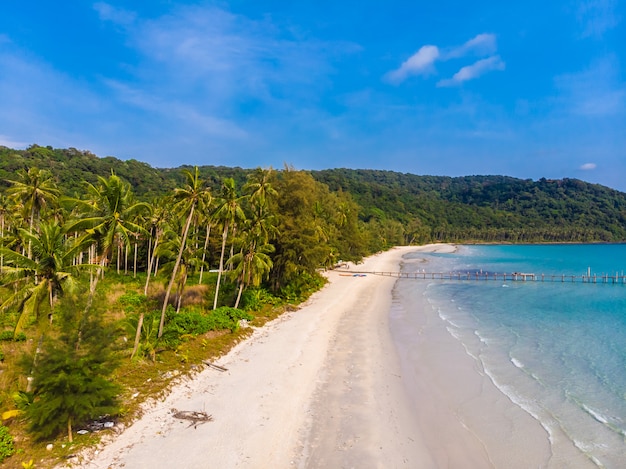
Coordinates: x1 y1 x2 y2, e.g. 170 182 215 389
5 167 60 258
64 173 149 283
227 233 274 309
158 167 211 338
0 222 90 335
243 167 278 208
212 178 246 309
142 197 170 295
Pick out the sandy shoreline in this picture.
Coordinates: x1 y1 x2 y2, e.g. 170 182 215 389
71 244 559 468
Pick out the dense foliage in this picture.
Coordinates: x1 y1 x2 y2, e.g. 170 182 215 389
312 169 626 243
3 145 625 245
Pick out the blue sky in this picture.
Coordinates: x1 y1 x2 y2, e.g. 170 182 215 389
1 1 625 190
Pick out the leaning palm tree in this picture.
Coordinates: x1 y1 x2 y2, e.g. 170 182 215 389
158 167 211 338
212 178 246 309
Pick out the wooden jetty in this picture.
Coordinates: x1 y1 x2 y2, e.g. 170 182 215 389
346 270 626 285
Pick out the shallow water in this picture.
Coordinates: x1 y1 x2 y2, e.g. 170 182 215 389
397 244 626 468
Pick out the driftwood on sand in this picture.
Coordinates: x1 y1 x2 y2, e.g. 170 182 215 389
172 409 213 429
202 360 228 372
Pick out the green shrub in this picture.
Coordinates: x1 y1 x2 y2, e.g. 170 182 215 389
118 292 147 313
0 331 26 342
160 307 254 347
0 424 15 462
14 332 26 342
279 271 326 302
241 288 281 311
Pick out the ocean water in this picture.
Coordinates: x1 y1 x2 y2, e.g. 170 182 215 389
397 244 626 468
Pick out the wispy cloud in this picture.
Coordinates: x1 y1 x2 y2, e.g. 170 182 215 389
444 33 497 59
577 0 621 38
437 55 505 87
579 162 597 170
384 45 440 84
554 55 626 116
386 33 503 86
99 5 358 110
93 2 136 26
104 79 248 139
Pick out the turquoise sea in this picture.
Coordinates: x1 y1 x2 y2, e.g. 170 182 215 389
397 244 626 468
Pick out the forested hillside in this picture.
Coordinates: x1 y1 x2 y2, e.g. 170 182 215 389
313 169 626 242
2 144 626 243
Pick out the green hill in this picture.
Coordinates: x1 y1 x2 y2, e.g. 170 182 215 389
2 144 625 243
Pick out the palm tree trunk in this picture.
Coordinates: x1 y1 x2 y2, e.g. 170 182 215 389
133 237 138 278
198 223 211 285
213 223 229 310
144 232 160 295
234 282 244 309
130 311 145 360
159 205 195 338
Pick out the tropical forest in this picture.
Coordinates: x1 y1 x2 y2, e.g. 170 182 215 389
1 144 626 467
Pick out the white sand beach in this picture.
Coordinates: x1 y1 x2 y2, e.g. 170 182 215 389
72 244 558 469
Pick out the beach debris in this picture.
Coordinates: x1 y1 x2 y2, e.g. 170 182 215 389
171 409 213 429
202 360 228 372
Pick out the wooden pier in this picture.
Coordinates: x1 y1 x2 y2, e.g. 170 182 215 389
346 270 626 284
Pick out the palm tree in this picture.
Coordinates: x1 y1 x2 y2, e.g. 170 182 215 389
158 167 211 338
227 233 274 309
65 174 148 274
0 222 90 335
212 178 246 309
196 208 215 285
243 167 278 207
63 173 149 326
142 197 170 295
6 167 60 257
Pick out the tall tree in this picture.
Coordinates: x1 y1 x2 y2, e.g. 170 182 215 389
243 167 278 208
227 234 274 309
142 197 170 295
0 222 89 336
5 167 60 257
158 167 211 338
212 178 246 309
64 173 149 286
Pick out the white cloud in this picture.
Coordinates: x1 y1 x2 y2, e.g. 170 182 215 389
445 33 497 59
386 33 501 85
385 45 440 83
437 55 505 87
93 2 136 26
580 162 597 170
